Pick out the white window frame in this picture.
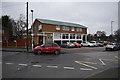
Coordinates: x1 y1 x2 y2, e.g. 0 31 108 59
71 27 75 31
62 34 69 39
56 25 60 30
62 26 69 31
54 33 61 39
76 28 82 32
38 24 42 32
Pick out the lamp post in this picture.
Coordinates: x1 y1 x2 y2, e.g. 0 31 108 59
111 21 114 35
31 10 34 50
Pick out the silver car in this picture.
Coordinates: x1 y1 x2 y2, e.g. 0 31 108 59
106 43 119 51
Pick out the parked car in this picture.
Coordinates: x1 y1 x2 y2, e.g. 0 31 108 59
73 42 81 48
34 43 61 55
98 41 104 47
103 41 110 46
60 42 75 48
89 41 99 47
81 41 94 47
117 42 120 49
105 43 119 51
97 42 104 47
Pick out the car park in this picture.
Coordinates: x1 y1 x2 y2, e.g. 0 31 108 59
72 42 81 48
34 43 61 55
81 41 94 47
60 42 75 48
105 43 119 51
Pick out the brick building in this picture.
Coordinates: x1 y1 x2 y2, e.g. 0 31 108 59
33 18 87 45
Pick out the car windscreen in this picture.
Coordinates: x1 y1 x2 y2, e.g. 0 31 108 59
89 42 95 43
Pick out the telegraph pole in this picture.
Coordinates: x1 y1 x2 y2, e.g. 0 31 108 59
31 10 34 50
26 2 29 52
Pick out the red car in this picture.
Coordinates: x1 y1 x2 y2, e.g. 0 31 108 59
73 42 81 48
34 43 61 55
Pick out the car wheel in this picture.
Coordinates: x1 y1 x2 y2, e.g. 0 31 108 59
37 50 42 54
54 50 60 55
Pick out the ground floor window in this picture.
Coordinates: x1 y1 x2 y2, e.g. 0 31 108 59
77 34 81 39
70 34 75 39
62 34 69 39
54 33 61 39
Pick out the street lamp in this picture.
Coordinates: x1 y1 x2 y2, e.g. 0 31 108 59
111 21 114 35
31 10 34 50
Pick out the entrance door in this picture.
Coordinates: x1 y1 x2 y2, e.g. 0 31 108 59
39 36 43 45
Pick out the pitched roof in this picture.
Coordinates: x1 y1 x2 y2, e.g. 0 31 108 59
36 18 87 28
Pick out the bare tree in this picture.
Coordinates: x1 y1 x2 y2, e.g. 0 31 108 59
16 14 26 38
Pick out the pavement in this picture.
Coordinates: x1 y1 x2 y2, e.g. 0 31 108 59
85 67 119 79
2 47 33 53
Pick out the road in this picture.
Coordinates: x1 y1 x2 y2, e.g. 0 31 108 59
2 47 120 79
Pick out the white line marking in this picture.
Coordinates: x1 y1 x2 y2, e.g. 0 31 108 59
18 64 28 66
115 56 120 59
6 63 14 64
0 62 2 64
63 67 75 70
99 59 106 65
47 66 58 68
80 68 93 71
32 65 42 67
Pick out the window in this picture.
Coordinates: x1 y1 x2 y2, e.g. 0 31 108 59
47 36 53 39
38 24 42 32
76 28 82 32
56 25 60 30
52 43 59 47
62 26 69 31
70 34 75 39
71 27 75 31
62 34 69 39
43 43 52 47
54 33 61 39
77 34 81 39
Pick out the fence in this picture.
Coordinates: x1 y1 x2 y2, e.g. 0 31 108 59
2 38 31 48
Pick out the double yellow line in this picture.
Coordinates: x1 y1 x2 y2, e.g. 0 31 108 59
75 61 98 70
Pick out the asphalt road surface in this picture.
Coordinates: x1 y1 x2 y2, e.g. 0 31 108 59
2 47 120 79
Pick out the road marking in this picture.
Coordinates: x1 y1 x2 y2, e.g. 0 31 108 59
80 61 97 64
63 67 75 70
99 59 106 65
75 61 97 69
101 59 118 61
32 65 42 68
6 63 14 64
0 62 2 64
18 64 28 66
115 56 120 59
80 68 93 71
47 66 58 68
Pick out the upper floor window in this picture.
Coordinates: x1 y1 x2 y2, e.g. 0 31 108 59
38 24 42 32
76 28 82 32
71 27 75 31
62 26 69 31
56 25 60 30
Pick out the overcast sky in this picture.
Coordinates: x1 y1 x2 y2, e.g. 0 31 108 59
2 2 118 35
